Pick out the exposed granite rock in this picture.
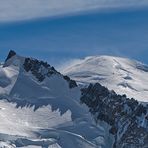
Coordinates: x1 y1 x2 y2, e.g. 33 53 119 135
63 76 77 88
80 83 148 148
23 57 77 88
5 50 16 62
117 123 148 148
24 58 59 82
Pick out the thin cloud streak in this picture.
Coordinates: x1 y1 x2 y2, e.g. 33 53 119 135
0 0 148 22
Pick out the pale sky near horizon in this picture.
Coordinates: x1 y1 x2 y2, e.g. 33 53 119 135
0 1 148 67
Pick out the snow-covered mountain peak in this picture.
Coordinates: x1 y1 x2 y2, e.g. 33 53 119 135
3 50 77 89
0 51 96 148
2 51 78 99
0 52 147 147
62 55 148 102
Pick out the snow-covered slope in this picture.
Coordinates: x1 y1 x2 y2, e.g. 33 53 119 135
62 55 148 102
0 51 147 148
0 51 111 148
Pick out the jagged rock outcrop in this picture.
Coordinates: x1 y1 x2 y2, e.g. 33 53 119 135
5 50 16 62
23 57 77 88
80 83 148 148
24 57 58 81
63 76 77 88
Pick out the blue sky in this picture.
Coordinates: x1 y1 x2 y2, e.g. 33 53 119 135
0 1 148 67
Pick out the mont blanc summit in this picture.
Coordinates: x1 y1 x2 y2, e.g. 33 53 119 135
62 55 148 102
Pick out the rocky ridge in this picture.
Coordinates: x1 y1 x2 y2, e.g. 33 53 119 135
81 83 148 148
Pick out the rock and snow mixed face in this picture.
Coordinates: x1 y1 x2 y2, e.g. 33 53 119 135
0 51 106 148
62 55 148 102
80 83 148 148
0 51 147 148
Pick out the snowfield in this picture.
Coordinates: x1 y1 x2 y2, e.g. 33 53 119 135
62 55 148 102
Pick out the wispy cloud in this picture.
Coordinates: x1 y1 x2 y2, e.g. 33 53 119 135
0 0 148 22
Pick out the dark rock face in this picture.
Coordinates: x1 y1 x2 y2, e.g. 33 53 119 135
5 50 16 62
136 63 148 72
24 58 58 82
23 58 77 88
80 83 148 148
63 76 77 88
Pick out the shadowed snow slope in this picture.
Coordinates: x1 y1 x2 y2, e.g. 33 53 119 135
62 55 148 102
